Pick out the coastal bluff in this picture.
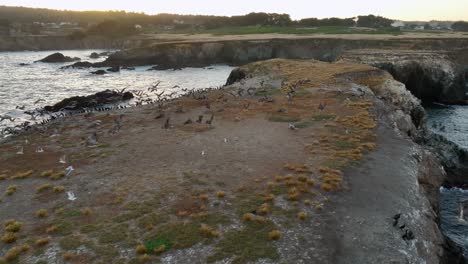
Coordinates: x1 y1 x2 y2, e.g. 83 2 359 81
0 59 456 263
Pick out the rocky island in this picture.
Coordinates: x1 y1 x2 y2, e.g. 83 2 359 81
0 57 464 263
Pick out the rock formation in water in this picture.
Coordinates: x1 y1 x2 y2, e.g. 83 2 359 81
90 52 100 59
43 89 133 112
36 52 80 63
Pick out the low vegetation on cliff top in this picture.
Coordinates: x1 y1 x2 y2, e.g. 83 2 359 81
0 59 386 263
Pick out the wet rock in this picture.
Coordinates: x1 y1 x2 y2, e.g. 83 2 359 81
91 70 107 75
61 61 94 69
90 52 100 59
43 90 133 112
121 66 135 70
148 64 183 71
106 66 120 72
36 52 80 63
99 51 114 56
425 133 468 187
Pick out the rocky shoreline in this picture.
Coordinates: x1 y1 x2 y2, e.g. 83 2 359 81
56 37 468 105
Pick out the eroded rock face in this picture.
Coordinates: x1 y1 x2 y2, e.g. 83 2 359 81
343 50 467 104
226 68 247 85
425 133 468 187
36 52 80 63
43 90 133 112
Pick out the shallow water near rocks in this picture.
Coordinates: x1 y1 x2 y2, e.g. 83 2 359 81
0 49 233 130
427 104 468 257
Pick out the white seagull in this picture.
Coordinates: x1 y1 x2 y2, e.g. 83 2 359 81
65 166 74 176
67 191 77 201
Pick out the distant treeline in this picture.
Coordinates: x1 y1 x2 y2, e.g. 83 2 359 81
452 21 468 32
0 5 394 28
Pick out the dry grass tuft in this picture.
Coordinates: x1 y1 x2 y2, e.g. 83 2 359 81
36 184 53 193
257 203 270 215
242 213 255 222
50 172 65 180
274 175 284 182
1 232 17 243
62 252 74 261
297 211 308 221
199 194 209 201
268 230 281 240
4 220 22 233
135 244 147 254
200 224 220 237
40 170 54 178
53 186 65 193
287 187 300 201
36 209 48 218
46 225 58 234
5 185 17 196
138 254 151 262
35 238 50 247
306 179 316 186
3 245 24 261
263 194 275 202
216 191 226 199
304 199 312 206
154 245 166 254
315 204 324 211
81 207 92 216
11 170 34 179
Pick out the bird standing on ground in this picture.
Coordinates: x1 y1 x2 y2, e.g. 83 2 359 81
196 115 204 123
318 102 326 112
206 114 214 125
87 132 98 146
16 146 24 155
163 118 170 129
65 166 74 176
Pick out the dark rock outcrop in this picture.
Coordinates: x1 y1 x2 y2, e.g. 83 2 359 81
44 90 133 112
425 133 468 187
91 70 107 75
36 52 80 63
343 50 468 105
90 52 100 59
61 61 94 69
226 68 246 85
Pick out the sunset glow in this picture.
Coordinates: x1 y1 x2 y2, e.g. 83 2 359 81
2 0 468 21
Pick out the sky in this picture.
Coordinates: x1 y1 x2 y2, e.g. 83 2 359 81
1 0 468 21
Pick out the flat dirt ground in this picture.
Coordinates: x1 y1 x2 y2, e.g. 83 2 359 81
136 31 468 44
